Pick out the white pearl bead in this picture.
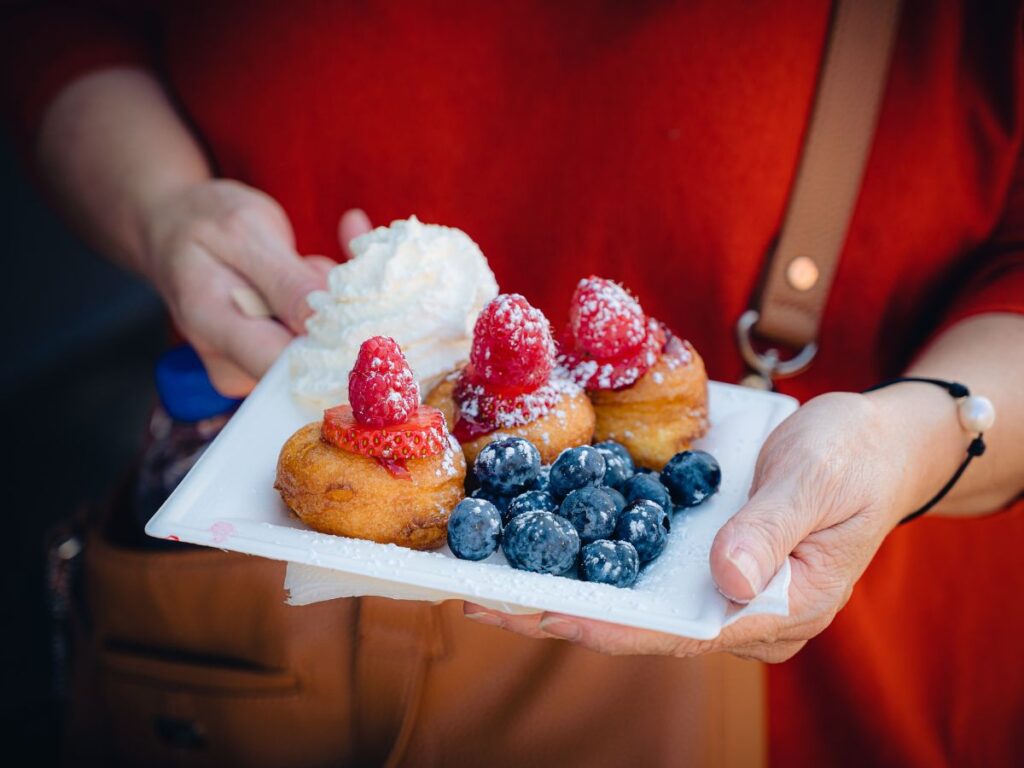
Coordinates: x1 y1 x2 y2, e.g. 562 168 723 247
958 395 996 433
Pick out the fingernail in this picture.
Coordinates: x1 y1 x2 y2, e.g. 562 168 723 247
230 286 272 318
726 547 766 597
464 611 503 627
539 617 581 640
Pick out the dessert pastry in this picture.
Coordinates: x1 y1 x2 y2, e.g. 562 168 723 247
290 216 498 406
275 336 465 549
557 277 708 469
424 293 595 464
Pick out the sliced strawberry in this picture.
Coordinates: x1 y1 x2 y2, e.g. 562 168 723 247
558 319 666 391
322 404 449 460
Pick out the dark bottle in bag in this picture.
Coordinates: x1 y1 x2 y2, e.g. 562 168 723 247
132 345 241 546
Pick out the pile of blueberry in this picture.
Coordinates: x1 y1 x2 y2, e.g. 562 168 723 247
446 437 722 589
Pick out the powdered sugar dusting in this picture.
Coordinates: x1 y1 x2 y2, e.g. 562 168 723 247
662 333 694 369
468 293 556 391
456 374 579 432
435 436 461 479
557 318 666 391
569 277 646 357
348 336 420 426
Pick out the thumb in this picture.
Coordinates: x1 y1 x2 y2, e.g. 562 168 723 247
338 208 373 259
709 482 818 603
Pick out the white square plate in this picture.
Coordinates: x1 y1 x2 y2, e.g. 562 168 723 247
147 346 798 639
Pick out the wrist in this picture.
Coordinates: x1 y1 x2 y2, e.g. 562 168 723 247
862 383 971 525
135 176 211 280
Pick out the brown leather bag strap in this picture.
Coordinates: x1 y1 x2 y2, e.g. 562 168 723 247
738 0 903 387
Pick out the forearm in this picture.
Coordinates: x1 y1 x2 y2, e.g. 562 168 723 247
34 67 210 274
865 312 1024 518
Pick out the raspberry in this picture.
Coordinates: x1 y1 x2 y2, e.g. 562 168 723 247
558 319 666 391
322 404 449 459
568 277 647 359
348 336 420 427
468 294 555 395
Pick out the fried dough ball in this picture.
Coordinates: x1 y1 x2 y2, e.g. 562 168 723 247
588 338 709 470
424 376 595 465
275 423 466 549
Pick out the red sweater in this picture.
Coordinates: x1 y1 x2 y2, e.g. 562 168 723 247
4 2 1023 765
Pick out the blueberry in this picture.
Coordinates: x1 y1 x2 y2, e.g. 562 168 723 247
474 437 541 495
502 511 580 575
529 464 552 492
605 487 627 514
578 540 640 588
594 440 632 466
558 486 619 543
620 473 673 512
447 498 503 561
549 446 606 498
660 450 722 508
614 499 670 562
505 490 558 522
471 487 514 514
598 450 634 489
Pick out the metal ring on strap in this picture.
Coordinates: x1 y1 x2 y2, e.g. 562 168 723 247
735 309 818 381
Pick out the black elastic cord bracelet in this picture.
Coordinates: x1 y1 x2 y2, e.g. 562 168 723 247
862 377 991 525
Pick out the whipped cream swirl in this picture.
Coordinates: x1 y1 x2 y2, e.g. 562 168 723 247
290 216 499 406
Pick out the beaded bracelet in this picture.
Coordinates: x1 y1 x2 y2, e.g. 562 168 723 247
861 377 994 524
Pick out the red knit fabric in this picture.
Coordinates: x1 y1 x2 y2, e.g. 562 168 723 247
2 2 1022 765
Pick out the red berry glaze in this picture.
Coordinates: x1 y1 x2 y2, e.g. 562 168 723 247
348 336 420 427
467 294 555 395
569 276 647 359
322 404 449 460
452 374 562 442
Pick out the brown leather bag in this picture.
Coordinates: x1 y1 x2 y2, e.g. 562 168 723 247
65 1 902 765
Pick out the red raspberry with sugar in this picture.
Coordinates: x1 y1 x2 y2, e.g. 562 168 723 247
348 336 420 427
569 276 647 359
467 294 555 394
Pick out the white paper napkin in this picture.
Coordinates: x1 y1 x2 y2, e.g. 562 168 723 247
283 558 790 635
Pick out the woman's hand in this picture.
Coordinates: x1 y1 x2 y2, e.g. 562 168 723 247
140 180 370 395
464 386 969 662
35 68 377 397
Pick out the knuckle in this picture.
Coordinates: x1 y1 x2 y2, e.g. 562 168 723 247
177 217 222 254
219 203 266 244
794 535 846 575
730 503 799 558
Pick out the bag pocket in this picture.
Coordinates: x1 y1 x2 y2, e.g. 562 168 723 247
97 644 310 767
68 525 356 767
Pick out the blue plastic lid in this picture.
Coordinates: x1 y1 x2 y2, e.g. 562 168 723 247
155 345 242 422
